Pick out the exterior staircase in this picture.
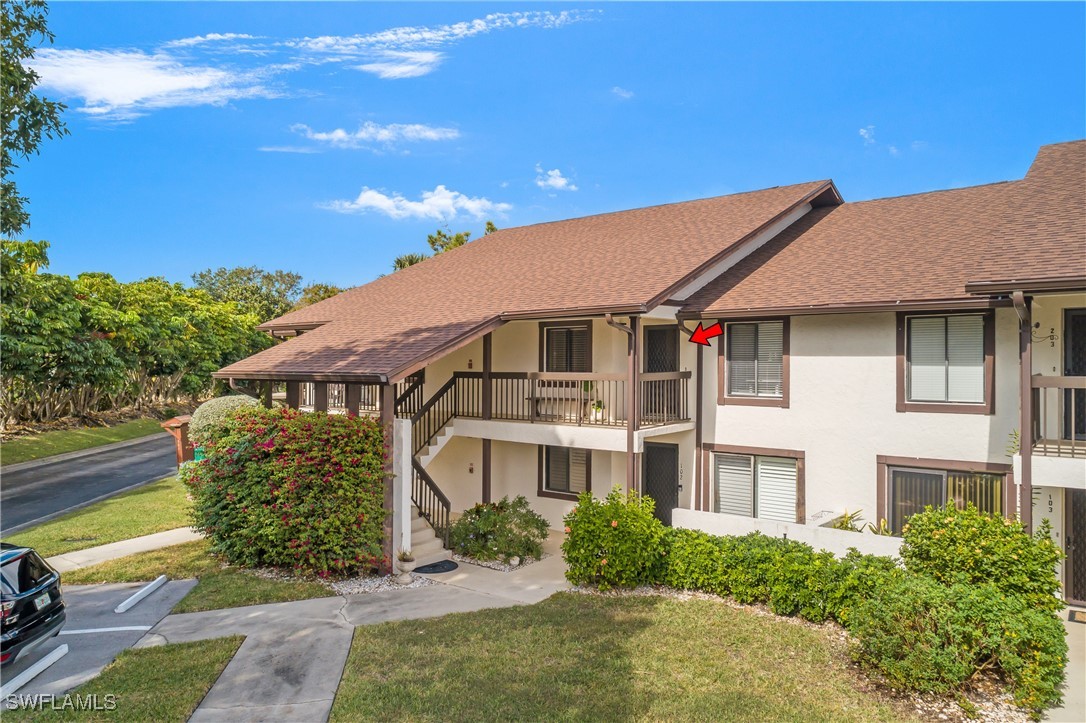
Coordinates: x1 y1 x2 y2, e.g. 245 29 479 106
409 505 451 565
416 423 455 468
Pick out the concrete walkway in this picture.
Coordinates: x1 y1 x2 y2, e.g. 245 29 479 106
1046 611 1086 722
47 527 202 572
133 536 571 723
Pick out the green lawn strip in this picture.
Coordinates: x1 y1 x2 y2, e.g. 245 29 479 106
332 593 917 723
1 419 166 466
5 636 243 722
6 477 190 558
63 539 335 613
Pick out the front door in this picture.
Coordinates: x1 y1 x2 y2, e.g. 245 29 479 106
643 326 680 422
1067 489 1086 606
1064 309 1086 440
642 442 679 526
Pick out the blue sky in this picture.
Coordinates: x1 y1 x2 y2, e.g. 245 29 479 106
17 2 1085 288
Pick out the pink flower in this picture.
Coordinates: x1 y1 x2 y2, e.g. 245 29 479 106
600 559 608 565
611 520 618 528
563 526 571 534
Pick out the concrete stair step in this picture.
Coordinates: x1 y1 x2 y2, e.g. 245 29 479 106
410 515 431 534
410 536 446 561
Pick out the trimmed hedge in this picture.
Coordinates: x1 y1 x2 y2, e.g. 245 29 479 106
181 406 387 576
562 490 1067 718
189 394 260 445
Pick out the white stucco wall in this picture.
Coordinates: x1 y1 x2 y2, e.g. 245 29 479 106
702 309 1021 523
673 508 903 559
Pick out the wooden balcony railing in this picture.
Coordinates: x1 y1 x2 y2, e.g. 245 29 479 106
450 370 691 428
1031 375 1086 459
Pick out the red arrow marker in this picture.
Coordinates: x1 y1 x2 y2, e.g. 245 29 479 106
689 322 723 346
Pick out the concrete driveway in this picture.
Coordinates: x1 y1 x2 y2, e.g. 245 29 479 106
3 581 195 696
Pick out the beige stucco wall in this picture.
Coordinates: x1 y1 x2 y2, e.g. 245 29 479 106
425 437 611 528
702 308 1021 524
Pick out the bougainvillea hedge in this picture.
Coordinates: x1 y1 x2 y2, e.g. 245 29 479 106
181 406 388 576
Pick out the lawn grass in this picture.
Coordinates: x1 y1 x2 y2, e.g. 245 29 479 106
331 592 917 723
63 539 335 613
5 636 243 722
6 477 190 558
0 418 165 466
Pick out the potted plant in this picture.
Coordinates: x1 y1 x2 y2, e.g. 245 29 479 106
395 549 416 585
589 399 605 423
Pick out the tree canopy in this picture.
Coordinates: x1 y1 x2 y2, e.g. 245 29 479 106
191 266 303 322
295 282 344 309
1 0 68 236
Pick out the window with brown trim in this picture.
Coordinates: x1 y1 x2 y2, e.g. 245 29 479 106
704 443 805 523
539 322 592 373
718 318 789 407
896 311 994 414
538 446 591 500
876 455 1012 535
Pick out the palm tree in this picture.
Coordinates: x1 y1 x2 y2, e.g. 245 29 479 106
392 253 429 271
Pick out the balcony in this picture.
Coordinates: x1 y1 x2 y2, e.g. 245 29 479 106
451 371 691 428
1031 375 1086 459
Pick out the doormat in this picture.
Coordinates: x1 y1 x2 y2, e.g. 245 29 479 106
1069 610 1086 624
414 560 459 575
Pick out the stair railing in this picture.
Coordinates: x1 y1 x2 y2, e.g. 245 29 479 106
411 458 451 547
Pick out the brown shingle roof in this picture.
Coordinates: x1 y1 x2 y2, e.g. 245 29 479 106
217 180 836 381
681 140 1086 318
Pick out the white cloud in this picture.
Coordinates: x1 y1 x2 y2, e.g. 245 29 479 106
888 145 900 156
354 51 443 79
611 86 634 99
911 140 929 152
31 48 278 120
291 121 459 148
321 185 511 220
257 145 321 154
859 125 876 145
291 10 595 55
535 164 578 192
163 33 257 48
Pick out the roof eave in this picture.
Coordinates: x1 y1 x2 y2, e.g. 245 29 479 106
678 296 1013 320
964 276 1086 296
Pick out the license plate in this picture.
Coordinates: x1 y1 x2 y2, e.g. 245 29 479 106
33 592 50 611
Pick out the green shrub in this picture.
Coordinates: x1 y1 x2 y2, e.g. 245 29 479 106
901 504 1064 612
448 496 549 563
562 488 667 590
826 549 904 628
181 406 387 576
189 394 260 445
849 574 1067 718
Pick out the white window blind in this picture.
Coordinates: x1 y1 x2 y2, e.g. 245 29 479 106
714 454 753 516
714 453 797 522
755 456 798 523
907 315 985 404
727 321 784 398
908 317 947 401
947 316 985 402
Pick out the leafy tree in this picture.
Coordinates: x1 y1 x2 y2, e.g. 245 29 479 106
424 220 498 255
191 266 302 322
392 253 429 271
294 282 344 309
2 0 69 236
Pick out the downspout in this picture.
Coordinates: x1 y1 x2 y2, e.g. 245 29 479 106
678 321 704 512
606 314 639 492
1012 292 1033 532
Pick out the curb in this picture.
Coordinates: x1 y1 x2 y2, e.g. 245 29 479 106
1 432 173 474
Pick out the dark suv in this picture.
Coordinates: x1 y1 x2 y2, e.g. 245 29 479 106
1 543 66 667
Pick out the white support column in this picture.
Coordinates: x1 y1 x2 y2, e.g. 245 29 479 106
392 418 413 555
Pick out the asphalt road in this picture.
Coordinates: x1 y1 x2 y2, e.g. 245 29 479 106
0 435 178 535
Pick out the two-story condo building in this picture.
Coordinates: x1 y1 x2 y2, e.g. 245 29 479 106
216 140 1085 604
